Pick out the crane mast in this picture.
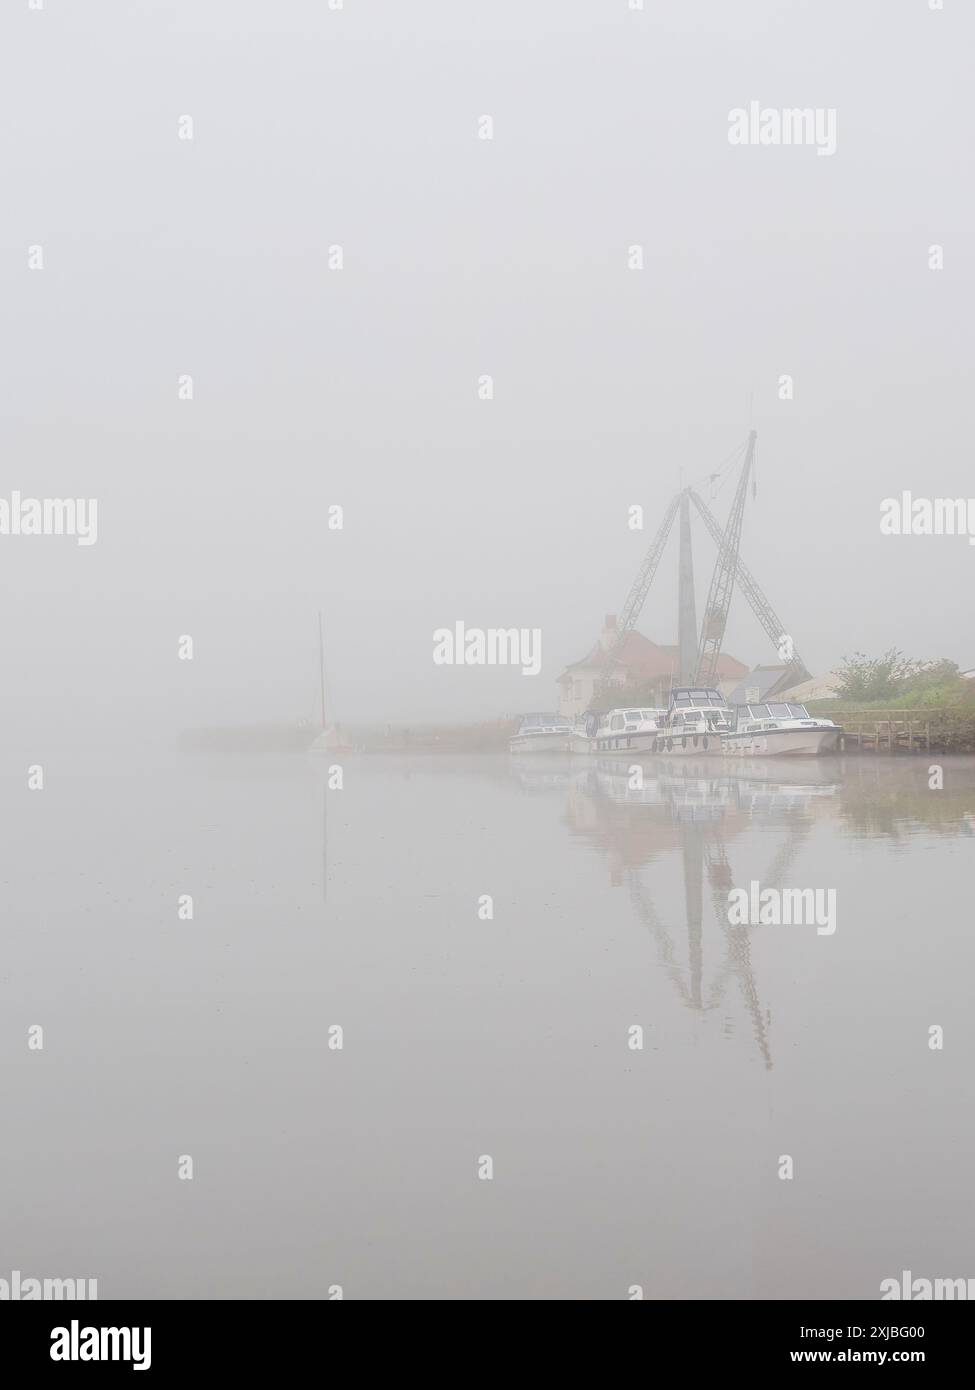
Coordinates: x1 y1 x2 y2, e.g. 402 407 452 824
595 493 680 692
688 489 811 689
589 430 809 705
694 431 756 686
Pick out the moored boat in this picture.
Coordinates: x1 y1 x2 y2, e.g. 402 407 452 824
721 701 842 756
509 713 575 754
591 706 667 754
652 687 733 755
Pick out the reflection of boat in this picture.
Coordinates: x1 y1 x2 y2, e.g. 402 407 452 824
652 687 733 755
509 713 574 754
722 701 842 757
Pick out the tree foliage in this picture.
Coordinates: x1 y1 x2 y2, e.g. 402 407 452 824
832 650 962 703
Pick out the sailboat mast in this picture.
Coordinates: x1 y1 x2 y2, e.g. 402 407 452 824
318 611 327 729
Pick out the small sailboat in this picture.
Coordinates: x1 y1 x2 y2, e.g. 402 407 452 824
309 612 352 753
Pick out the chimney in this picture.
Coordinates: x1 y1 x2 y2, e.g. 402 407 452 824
599 614 619 655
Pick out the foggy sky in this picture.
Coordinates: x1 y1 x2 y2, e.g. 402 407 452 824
2 0 972 736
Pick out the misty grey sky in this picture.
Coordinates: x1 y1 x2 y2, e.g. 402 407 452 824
2 0 972 734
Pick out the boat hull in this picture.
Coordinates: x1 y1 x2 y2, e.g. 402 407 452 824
652 731 724 756
721 727 841 757
569 733 596 754
509 732 574 754
591 729 659 755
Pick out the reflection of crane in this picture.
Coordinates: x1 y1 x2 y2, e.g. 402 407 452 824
595 432 807 697
625 786 818 1071
625 814 775 1069
557 752 838 1069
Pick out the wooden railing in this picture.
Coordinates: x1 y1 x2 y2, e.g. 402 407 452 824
839 718 932 753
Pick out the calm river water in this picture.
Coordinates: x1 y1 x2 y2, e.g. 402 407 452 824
2 751 972 1298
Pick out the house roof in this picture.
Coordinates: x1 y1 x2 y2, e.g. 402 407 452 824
559 630 748 684
775 673 843 702
725 664 795 705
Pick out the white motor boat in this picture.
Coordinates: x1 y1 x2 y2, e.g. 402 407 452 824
509 713 574 754
721 701 842 756
590 706 667 754
652 688 733 755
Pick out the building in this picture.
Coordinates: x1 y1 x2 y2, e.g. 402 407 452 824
726 664 796 706
557 615 749 718
775 672 843 703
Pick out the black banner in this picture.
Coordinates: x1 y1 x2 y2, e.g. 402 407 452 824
2 1299 971 1377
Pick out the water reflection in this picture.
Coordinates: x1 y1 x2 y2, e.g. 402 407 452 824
508 754 975 1073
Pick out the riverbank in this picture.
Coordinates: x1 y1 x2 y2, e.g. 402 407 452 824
808 703 975 753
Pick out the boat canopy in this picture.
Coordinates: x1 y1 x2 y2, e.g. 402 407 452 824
669 687 727 709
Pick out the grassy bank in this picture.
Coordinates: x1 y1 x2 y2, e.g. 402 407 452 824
808 683 975 753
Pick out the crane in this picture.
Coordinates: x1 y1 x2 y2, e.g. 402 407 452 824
595 493 680 692
688 489 811 689
694 431 756 687
590 430 809 702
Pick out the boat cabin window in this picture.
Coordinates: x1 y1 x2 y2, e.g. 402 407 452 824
673 689 723 706
738 702 812 724
610 714 625 731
